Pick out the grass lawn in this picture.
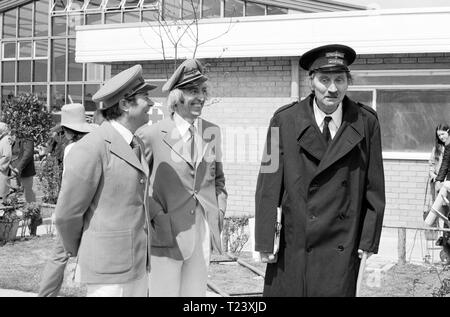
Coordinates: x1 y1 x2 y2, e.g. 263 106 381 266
2 235 450 297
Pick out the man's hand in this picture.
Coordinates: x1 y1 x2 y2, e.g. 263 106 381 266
259 252 277 263
357 249 373 260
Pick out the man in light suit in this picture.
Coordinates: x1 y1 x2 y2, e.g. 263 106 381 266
55 64 155 297
137 59 227 297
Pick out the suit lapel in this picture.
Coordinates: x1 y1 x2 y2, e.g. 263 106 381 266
296 96 327 162
195 118 213 168
161 117 195 168
315 96 365 176
101 121 147 174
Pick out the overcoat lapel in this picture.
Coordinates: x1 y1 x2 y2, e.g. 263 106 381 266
195 118 213 167
315 96 365 176
101 121 147 175
161 118 195 168
296 96 327 162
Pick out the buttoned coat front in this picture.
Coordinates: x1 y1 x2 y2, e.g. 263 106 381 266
136 116 227 261
55 121 151 285
255 94 385 297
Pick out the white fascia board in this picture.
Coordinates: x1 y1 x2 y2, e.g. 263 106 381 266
75 7 450 63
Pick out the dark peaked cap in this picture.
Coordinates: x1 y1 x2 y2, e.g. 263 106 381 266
162 59 208 93
299 44 356 73
92 64 157 109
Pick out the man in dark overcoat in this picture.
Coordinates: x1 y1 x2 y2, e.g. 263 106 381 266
255 44 386 297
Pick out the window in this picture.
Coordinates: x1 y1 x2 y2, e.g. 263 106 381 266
164 0 181 20
18 3 33 38
124 0 142 9
50 84 66 111
142 9 159 21
2 42 16 59
68 0 85 11
52 15 66 36
85 0 103 11
202 0 220 18
2 62 15 83
267 5 287 15
86 63 103 81
68 39 82 81
183 0 200 19
86 13 102 24
245 2 265 16
35 41 49 58
105 0 123 10
68 14 84 35
3 9 17 38
123 11 141 22
225 0 243 17
52 39 66 81
18 41 32 59
34 59 48 82
35 0 49 37
105 12 122 23
143 0 160 8
84 84 100 111
67 84 82 103
53 0 69 12
18 60 32 82
33 85 48 104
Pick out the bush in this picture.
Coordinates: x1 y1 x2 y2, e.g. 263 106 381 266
1 93 53 147
223 216 250 255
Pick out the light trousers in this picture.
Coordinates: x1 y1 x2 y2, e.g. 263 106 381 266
86 274 149 297
149 206 210 297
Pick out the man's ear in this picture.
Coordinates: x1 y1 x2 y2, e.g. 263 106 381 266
118 99 130 113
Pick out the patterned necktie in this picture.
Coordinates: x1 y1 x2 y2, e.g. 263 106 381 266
130 135 141 161
323 116 332 145
188 125 197 165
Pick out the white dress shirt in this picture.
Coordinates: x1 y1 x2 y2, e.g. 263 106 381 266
173 112 199 143
313 99 343 140
110 120 134 145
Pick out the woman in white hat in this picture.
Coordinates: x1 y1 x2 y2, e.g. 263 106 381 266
38 103 96 297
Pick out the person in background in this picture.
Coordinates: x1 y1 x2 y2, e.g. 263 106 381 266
10 134 37 203
38 103 95 297
429 124 450 201
0 123 12 200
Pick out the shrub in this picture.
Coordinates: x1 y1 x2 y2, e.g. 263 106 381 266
223 216 250 255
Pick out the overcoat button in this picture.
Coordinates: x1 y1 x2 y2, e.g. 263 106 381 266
306 247 312 253
338 245 344 251
339 214 345 220
140 178 145 184
341 180 347 187
310 215 316 220
190 210 195 215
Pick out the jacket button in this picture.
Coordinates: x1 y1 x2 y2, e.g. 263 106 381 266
140 178 145 184
194 190 198 194
310 215 316 220
190 210 195 215
190 170 195 176
306 247 312 253
341 180 347 187
66 252 72 257
338 245 344 251
339 214 345 220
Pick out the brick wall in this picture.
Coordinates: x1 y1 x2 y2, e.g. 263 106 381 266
113 54 448 228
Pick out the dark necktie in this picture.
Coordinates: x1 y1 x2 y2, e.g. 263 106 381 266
323 116 332 145
189 125 197 165
130 135 141 161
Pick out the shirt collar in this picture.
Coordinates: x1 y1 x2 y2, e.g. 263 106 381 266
313 98 343 128
110 120 134 145
173 112 199 141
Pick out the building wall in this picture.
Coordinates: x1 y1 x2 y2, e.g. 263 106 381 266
112 54 446 228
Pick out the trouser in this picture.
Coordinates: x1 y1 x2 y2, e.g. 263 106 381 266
86 274 149 297
20 176 36 203
148 205 210 297
38 236 68 297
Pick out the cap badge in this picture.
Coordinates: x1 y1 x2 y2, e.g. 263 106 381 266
325 51 345 58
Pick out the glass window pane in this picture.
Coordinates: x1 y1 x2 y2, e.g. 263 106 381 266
67 84 82 103
2 61 16 83
353 73 450 86
35 0 49 37
68 39 83 81
33 85 48 105
1 86 15 102
143 0 159 7
124 0 141 8
164 0 181 20
86 0 103 10
202 0 220 18
105 0 123 9
245 2 265 16
52 39 66 81
84 84 100 111
34 59 48 82
347 90 373 108
53 0 68 11
17 85 31 95
267 5 287 15
142 10 159 21
377 89 450 152
3 42 16 59
18 3 33 38
52 15 66 36
19 41 32 58
183 0 200 19
50 85 65 112
68 14 84 35
18 60 32 82
86 13 102 25
3 9 17 38
123 11 141 23
224 0 243 17
68 0 85 11
35 41 48 58
105 13 122 23
86 63 103 81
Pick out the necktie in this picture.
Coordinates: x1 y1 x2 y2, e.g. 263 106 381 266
323 116 332 145
188 125 197 165
130 135 141 161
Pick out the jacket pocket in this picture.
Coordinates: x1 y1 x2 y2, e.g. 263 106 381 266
92 230 133 274
151 212 175 247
